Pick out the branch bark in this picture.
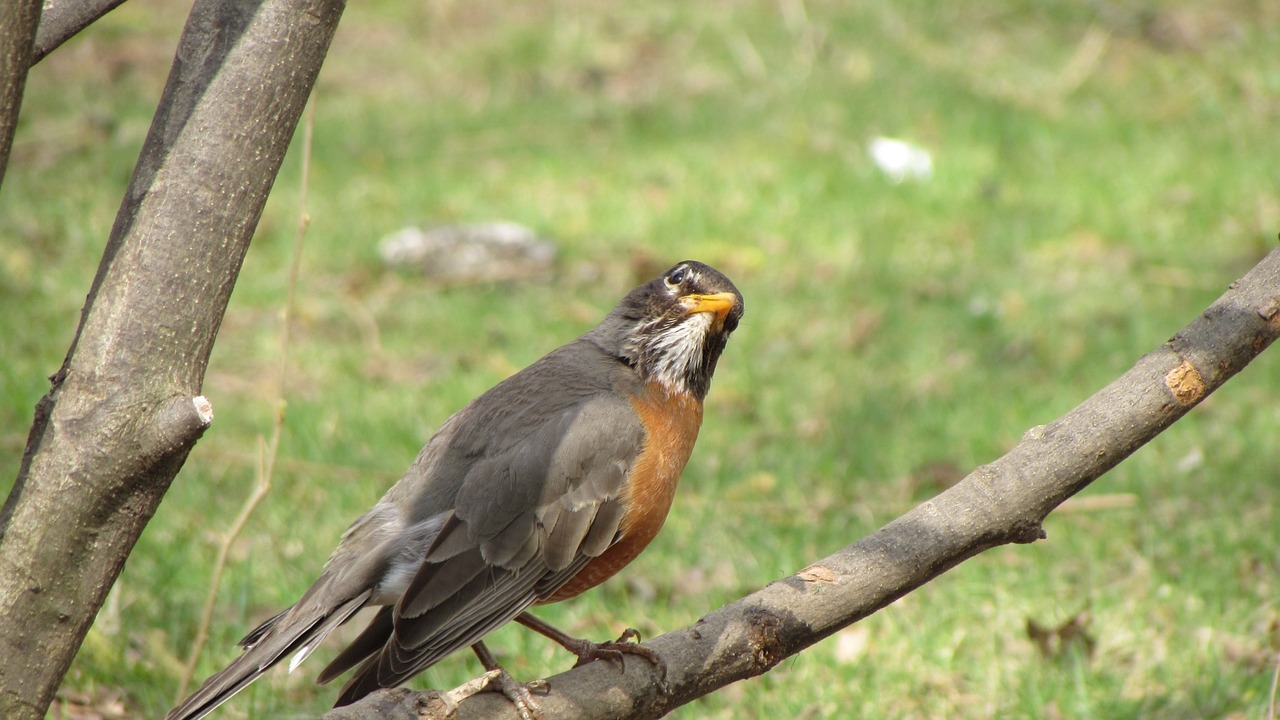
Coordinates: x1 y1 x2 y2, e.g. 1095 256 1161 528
0 0 346 717
0 0 41 190
31 0 130 65
325 247 1280 719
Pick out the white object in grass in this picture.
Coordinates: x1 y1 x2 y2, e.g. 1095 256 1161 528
869 136 933 183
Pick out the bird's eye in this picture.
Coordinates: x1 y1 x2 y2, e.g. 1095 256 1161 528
665 267 687 288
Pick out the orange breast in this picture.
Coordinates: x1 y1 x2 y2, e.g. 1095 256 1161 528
539 382 703 603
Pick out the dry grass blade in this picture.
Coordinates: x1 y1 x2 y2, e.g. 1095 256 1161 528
1268 651 1279 720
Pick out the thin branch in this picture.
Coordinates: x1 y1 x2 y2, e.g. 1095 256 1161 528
176 436 274 701
0 0 41 189
31 0 130 65
1268 651 1279 720
175 96 317 700
327 246 1280 719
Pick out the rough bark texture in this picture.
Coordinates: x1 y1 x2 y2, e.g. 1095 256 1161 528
31 0 130 64
0 0 42 190
324 247 1280 719
0 0 346 717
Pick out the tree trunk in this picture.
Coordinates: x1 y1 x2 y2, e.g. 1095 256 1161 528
0 0 346 717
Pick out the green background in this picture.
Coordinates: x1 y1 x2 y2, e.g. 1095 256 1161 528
2 1 1278 717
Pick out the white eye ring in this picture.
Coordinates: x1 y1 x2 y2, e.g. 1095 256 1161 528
665 266 688 289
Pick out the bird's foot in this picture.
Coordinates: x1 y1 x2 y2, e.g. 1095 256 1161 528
569 628 658 670
471 641 549 720
476 668 548 720
515 613 670 693
569 628 670 694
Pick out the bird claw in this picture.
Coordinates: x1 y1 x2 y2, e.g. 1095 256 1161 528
525 678 551 696
514 614 671 695
477 668 546 720
567 627 668 691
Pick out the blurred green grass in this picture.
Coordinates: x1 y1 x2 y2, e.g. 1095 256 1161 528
4 0 1279 718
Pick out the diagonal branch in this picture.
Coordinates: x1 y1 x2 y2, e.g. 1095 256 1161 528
326 245 1280 719
0 0 41 189
30 0 130 65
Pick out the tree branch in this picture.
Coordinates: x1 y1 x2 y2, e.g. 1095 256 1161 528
31 0 130 65
326 246 1280 719
0 0 41 189
0 0 346 717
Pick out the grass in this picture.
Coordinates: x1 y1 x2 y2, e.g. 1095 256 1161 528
3 0 1279 718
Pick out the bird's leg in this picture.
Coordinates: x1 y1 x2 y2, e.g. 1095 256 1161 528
514 612 668 689
470 641 548 720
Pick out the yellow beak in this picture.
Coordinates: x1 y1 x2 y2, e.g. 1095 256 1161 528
681 292 738 319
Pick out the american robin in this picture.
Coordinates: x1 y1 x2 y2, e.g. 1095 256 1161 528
168 260 744 720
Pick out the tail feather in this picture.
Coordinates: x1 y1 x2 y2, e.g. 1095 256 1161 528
166 592 370 720
237 607 289 647
316 605 394 685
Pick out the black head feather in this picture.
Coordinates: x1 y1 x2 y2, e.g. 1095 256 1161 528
592 261 744 399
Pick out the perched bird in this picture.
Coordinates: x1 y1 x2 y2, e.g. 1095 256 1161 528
168 260 744 720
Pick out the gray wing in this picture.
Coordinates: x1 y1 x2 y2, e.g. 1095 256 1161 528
327 392 645 704
169 340 644 720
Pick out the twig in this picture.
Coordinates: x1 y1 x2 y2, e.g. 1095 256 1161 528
1056 25 1109 97
175 437 275 701
175 96 317 700
1267 651 1279 720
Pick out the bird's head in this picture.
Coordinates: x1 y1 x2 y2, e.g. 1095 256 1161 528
594 261 744 399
